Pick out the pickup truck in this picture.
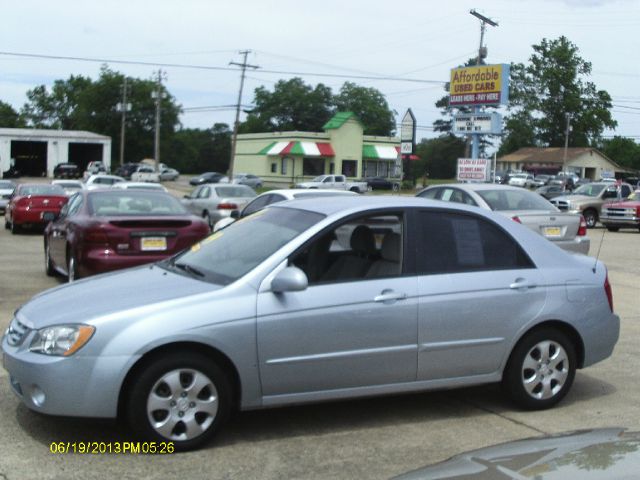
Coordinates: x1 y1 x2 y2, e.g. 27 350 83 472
130 165 160 183
600 189 640 232
550 181 633 228
295 175 368 193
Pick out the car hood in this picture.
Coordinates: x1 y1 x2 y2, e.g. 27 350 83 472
604 200 640 208
17 264 219 329
395 428 640 480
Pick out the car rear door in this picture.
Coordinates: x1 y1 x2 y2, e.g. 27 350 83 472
410 208 547 381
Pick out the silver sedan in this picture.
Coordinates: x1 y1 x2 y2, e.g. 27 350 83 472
2 197 619 450
417 183 590 255
181 184 256 229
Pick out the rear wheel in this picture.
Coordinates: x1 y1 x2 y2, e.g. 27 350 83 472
67 249 78 282
203 211 212 229
583 209 598 228
502 328 576 410
44 239 55 276
126 352 231 451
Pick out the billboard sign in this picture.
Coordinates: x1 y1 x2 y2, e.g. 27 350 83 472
449 64 510 107
457 158 490 182
453 113 503 135
400 109 416 155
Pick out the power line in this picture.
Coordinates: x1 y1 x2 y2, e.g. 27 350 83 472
0 50 445 85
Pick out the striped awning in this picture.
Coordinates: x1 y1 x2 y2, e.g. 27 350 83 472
259 141 335 157
362 145 401 160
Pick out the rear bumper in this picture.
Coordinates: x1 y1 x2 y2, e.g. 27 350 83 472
553 236 591 255
11 208 57 226
79 248 170 277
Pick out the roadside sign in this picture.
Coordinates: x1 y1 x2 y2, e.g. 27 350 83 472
449 64 510 107
453 113 502 135
400 109 416 154
457 158 490 182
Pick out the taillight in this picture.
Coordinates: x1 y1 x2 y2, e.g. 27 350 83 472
217 202 238 210
578 215 587 236
85 229 109 244
604 273 614 312
511 216 521 223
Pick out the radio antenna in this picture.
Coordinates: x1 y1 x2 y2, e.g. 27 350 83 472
592 227 607 273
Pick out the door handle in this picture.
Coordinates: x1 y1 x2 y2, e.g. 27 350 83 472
510 279 537 290
374 290 408 303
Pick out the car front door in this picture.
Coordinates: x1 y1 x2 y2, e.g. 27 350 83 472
256 211 418 399
411 209 547 381
49 193 83 267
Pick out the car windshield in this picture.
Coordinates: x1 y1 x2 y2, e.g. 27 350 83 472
164 207 324 285
311 176 326 182
477 189 556 211
88 191 188 216
214 186 256 197
572 184 606 197
19 185 65 196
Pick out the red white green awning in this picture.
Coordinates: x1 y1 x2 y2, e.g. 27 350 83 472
259 141 335 157
362 145 401 160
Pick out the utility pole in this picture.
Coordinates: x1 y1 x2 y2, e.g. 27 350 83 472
228 50 258 181
151 70 167 172
563 112 572 174
116 77 131 167
469 9 498 160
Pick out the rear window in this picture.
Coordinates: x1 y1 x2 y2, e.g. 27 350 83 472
214 186 256 198
477 189 555 211
18 185 65 196
88 191 187 216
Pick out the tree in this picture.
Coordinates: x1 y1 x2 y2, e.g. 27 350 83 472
596 136 640 171
21 66 182 166
333 82 395 135
502 36 616 154
240 77 396 135
240 78 333 133
0 100 25 127
168 123 231 174
413 134 466 180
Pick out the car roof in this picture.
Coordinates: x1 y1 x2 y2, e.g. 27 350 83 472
273 195 470 217
421 183 528 193
260 189 358 199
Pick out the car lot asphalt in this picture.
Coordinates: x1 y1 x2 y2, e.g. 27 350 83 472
0 183 639 480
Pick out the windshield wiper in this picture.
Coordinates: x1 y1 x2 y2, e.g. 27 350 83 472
173 262 205 278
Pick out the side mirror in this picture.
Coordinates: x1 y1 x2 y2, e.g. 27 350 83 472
230 210 240 219
271 266 308 293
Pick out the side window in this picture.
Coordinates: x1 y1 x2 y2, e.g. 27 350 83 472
417 188 441 200
291 212 404 284
415 210 533 275
67 194 83 216
198 187 211 199
242 195 273 216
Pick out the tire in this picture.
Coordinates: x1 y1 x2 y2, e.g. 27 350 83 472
67 249 78 282
10 220 20 235
126 352 231 451
4 219 9 230
502 328 576 410
203 211 212 230
583 209 598 228
606 227 619 232
44 239 55 277
349 187 359 193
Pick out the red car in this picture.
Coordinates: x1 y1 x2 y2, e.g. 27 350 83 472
600 189 640 232
4 183 68 234
44 189 210 281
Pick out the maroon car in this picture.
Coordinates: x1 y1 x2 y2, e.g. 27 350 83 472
44 189 210 281
5 183 68 234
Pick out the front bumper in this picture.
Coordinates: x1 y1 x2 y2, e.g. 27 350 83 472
2 333 132 418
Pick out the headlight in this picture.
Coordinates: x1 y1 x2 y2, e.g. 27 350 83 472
29 325 95 356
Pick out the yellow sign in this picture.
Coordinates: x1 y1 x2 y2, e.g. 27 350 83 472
449 64 509 106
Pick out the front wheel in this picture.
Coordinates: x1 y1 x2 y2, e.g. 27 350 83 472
502 328 576 410
583 209 598 228
203 212 212 229
10 220 20 235
126 353 232 451
45 239 55 276
67 250 78 282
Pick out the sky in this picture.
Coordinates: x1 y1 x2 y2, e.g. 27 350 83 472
1 0 639 146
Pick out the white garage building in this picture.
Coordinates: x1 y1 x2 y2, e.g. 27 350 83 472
0 128 111 178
